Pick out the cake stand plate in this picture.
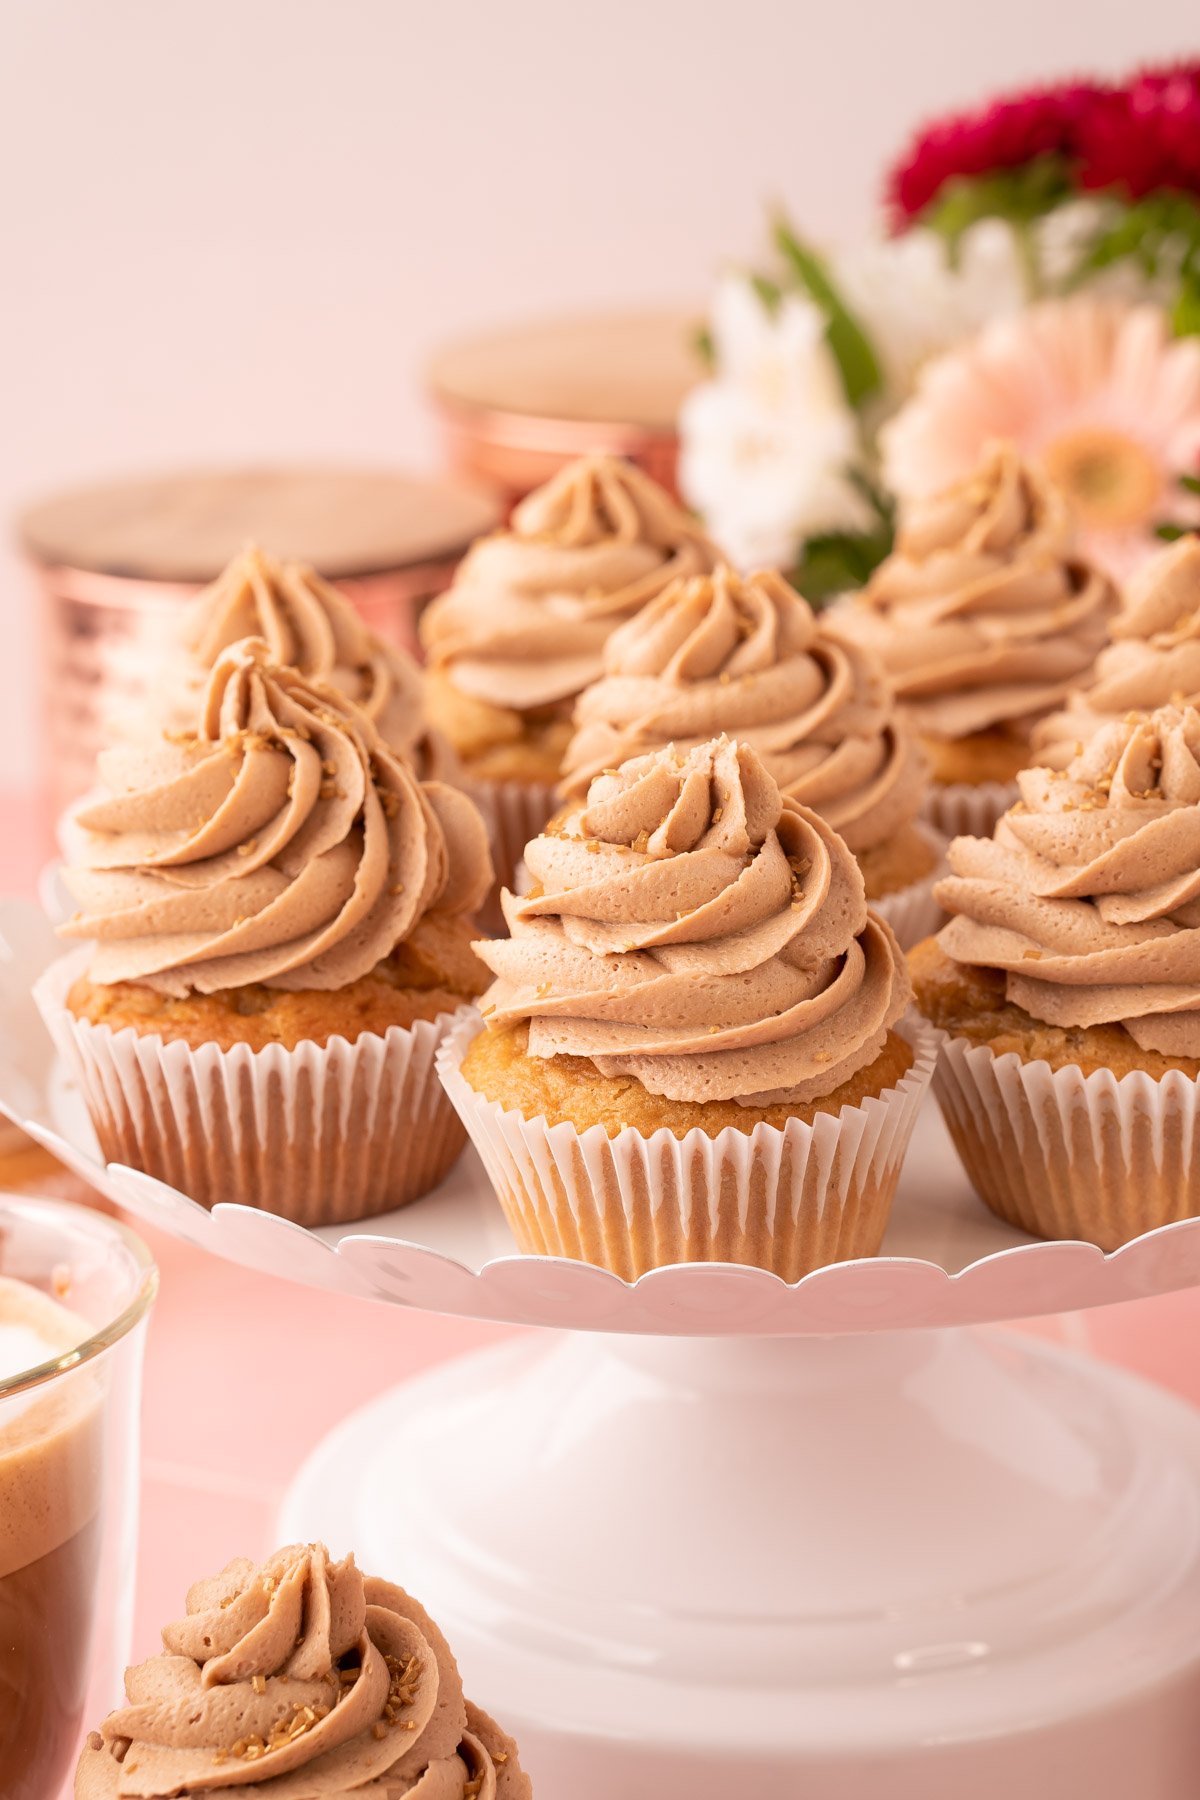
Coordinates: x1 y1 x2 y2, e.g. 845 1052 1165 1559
4 898 1200 1334
279 1326 1200 1800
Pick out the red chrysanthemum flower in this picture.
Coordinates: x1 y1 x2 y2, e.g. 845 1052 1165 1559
1076 61 1200 198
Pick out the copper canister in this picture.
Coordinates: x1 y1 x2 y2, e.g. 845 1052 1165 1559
18 465 501 814
426 309 703 505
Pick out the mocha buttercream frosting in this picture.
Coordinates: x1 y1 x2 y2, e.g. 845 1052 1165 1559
59 639 492 997
420 454 717 712
74 1543 530 1799
936 705 1200 1055
852 444 1117 739
1034 536 1200 762
561 564 927 854
476 736 911 1106
176 547 442 771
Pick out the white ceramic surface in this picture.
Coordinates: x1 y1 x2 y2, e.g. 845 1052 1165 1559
5 897 1200 1334
280 1327 1200 1799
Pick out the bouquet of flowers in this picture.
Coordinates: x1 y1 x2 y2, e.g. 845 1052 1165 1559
681 60 1200 592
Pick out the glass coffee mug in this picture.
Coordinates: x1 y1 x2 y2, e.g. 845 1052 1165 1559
0 1194 156 1798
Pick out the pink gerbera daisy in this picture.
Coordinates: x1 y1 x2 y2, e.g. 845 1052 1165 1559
880 297 1200 579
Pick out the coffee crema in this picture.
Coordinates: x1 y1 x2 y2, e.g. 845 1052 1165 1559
0 1277 103 1800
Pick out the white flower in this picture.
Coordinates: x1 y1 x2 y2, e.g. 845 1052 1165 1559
833 219 1030 408
679 276 872 572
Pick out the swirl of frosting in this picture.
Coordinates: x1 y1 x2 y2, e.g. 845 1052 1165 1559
1034 536 1200 762
179 546 439 770
936 705 1200 1055
477 737 911 1106
74 1543 530 1798
420 454 717 710
59 639 492 997
561 564 927 854
852 443 1118 738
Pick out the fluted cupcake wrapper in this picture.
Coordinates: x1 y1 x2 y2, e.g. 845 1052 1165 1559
437 1012 939 1281
869 822 947 953
933 1034 1200 1249
922 780 1018 841
462 777 560 935
35 951 469 1226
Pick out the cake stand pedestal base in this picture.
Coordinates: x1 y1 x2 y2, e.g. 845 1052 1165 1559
280 1326 1200 1800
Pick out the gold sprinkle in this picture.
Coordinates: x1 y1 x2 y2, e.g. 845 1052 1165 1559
251 1674 266 1695
1023 949 1043 960
236 839 258 856
389 883 405 896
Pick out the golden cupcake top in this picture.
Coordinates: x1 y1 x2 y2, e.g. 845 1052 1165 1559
60 639 492 997
182 546 436 768
476 736 910 1107
937 704 1200 1056
1034 535 1200 762
561 563 927 855
74 1542 530 1798
419 454 718 712
851 443 1118 739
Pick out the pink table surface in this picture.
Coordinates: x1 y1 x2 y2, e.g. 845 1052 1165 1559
3 786 1200 1718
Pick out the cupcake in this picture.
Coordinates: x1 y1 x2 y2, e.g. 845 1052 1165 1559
38 638 493 1223
438 736 935 1280
420 453 717 894
910 704 1200 1247
75 1541 531 1798
1034 535 1200 765
848 442 1117 836
182 544 450 773
561 562 942 947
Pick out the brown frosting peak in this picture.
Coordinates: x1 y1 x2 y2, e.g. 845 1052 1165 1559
185 547 435 768
936 705 1200 1054
562 564 927 853
477 737 911 1106
420 455 717 711
74 1543 530 1798
1033 535 1200 761
60 640 492 997
853 443 1118 738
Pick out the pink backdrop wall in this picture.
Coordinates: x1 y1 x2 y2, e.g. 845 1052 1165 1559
4 0 1197 785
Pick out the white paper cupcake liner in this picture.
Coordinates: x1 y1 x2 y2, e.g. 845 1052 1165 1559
35 950 470 1225
933 1033 1200 1249
922 780 1018 841
869 822 947 952
462 778 560 935
437 1012 939 1281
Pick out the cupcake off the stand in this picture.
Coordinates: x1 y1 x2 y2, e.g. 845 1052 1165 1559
438 734 936 1280
560 562 942 948
74 1541 531 1798
37 637 493 1225
419 452 718 894
844 441 1118 837
911 703 1200 1248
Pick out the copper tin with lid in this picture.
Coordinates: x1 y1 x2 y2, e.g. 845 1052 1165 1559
427 309 703 503
19 465 501 813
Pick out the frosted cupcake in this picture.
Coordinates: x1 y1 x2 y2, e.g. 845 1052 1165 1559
849 443 1117 836
75 1541 530 1798
420 453 717 891
181 543 448 772
38 638 492 1223
562 563 941 947
439 736 935 1280
1034 535 1200 765
911 704 1200 1247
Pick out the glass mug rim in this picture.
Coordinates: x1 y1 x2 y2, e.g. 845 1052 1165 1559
0 1191 157 1402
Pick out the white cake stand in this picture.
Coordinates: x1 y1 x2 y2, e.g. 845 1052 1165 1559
4 899 1200 1800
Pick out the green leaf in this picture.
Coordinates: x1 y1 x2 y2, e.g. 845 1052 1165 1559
1180 474 1200 497
772 218 882 410
791 521 895 606
749 271 783 314
692 323 715 369
1173 270 1200 339
921 156 1075 249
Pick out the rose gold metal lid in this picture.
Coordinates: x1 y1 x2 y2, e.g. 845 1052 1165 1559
18 463 502 584
426 309 703 500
